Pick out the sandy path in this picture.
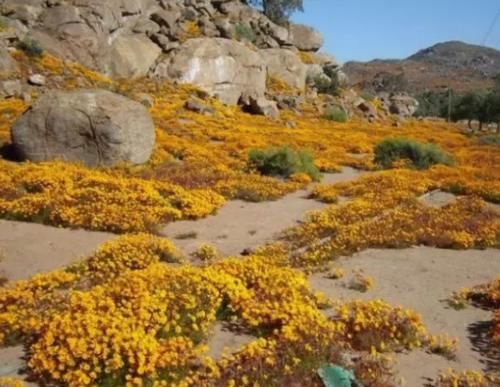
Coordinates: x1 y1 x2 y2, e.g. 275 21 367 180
0 220 115 281
308 246 500 385
162 167 365 256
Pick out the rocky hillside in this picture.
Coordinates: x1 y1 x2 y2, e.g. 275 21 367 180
0 0 338 106
344 41 500 94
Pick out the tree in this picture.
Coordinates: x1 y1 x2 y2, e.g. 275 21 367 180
452 91 500 131
451 92 483 129
487 90 500 132
246 0 303 24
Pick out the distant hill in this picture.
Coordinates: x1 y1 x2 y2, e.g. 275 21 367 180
343 41 500 94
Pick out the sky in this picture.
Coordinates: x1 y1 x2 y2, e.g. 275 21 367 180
292 0 500 63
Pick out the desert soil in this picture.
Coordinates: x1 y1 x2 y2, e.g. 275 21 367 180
309 247 500 386
0 167 498 385
161 167 365 257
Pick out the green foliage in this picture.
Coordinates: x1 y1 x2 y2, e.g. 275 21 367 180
248 146 321 181
310 74 340 96
414 90 452 118
0 17 7 31
16 38 43 58
451 90 500 128
322 106 348 122
360 91 376 102
234 23 256 42
478 134 500 147
374 138 454 170
247 0 303 24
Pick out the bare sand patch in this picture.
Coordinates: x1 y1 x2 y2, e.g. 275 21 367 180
0 220 115 281
207 322 255 361
162 167 365 256
309 246 500 385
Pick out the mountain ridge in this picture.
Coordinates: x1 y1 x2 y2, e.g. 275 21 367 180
343 41 500 94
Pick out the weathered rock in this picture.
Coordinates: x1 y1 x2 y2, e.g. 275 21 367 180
12 89 155 167
288 23 323 52
314 52 339 68
1 0 43 26
244 96 279 119
306 63 325 81
260 48 307 89
155 38 266 105
28 73 46 86
0 79 23 98
184 98 215 115
388 93 419 117
107 34 161 78
353 98 378 119
273 94 304 111
0 46 18 74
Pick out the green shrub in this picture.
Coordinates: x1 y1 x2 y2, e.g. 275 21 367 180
322 106 348 122
248 146 321 181
16 38 43 57
234 23 256 43
374 138 454 170
360 91 376 102
478 134 500 147
0 17 7 31
310 75 340 96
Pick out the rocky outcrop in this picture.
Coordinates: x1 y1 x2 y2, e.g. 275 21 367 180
11 89 155 167
288 23 323 52
154 37 266 105
384 93 419 117
0 1 334 107
261 48 307 89
0 0 324 78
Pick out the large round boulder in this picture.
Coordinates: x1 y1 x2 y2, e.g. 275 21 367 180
11 89 155 167
154 37 266 105
288 23 324 52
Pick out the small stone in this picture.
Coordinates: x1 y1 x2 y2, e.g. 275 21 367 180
28 74 46 86
184 99 215 115
0 79 22 98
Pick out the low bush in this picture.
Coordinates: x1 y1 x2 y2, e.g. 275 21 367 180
16 38 43 58
248 146 321 181
310 75 340 96
478 134 500 147
234 23 256 43
0 17 7 31
374 138 454 169
322 105 348 122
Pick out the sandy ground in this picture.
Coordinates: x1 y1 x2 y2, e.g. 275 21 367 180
162 167 365 257
1 168 499 385
309 247 500 385
0 220 115 281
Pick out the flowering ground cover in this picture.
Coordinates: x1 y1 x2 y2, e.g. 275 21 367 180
0 52 499 386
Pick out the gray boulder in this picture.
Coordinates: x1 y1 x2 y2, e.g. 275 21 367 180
388 93 419 117
107 34 161 78
288 23 323 52
154 37 266 105
261 48 307 89
245 96 280 119
12 89 155 167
